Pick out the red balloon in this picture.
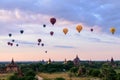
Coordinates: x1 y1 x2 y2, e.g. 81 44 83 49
50 31 54 36
38 39 42 43
50 18 56 25
10 43 13 46
7 42 11 45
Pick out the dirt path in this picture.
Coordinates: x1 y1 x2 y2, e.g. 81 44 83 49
36 75 43 80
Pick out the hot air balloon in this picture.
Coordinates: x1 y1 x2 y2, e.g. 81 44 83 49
7 42 11 45
63 28 68 35
41 43 44 47
110 27 116 34
38 39 42 43
20 30 24 34
38 43 40 46
8 33 12 37
50 18 56 25
45 51 47 53
76 25 82 33
50 31 54 36
43 24 46 28
10 43 13 46
90 28 93 32
16 44 19 47
12 39 15 42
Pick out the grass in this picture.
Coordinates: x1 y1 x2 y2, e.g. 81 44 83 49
0 73 13 80
38 72 101 80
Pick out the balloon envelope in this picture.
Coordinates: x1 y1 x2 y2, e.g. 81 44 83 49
63 28 68 35
50 18 56 25
38 39 42 43
41 43 44 46
38 43 40 46
45 51 47 53
7 42 11 45
12 39 15 42
8 33 12 37
110 27 116 34
43 24 46 27
76 25 82 33
90 28 93 32
50 31 54 36
20 30 24 34
10 43 13 46
16 44 19 47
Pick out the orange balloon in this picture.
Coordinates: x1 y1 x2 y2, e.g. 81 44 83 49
63 28 68 35
110 27 116 34
76 25 83 33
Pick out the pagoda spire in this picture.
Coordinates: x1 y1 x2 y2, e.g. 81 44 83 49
11 58 15 64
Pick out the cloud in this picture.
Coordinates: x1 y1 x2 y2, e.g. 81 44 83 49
54 45 75 49
0 0 119 34
0 0 120 47
0 0 120 27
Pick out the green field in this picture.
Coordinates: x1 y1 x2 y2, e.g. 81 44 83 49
38 72 101 80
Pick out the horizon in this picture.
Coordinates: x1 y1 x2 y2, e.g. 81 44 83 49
0 0 120 61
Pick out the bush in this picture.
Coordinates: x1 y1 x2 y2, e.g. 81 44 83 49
8 75 18 80
117 73 120 80
91 69 100 77
54 77 65 80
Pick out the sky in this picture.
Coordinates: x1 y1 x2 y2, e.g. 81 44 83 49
0 0 120 61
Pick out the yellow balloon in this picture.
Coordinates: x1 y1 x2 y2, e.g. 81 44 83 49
110 27 116 34
76 25 82 33
63 28 68 35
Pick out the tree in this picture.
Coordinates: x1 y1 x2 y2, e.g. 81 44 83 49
91 69 100 77
117 73 120 80
8 75 18 80
101 64 117 80
77 66 86 76
25 70 36 77
70 67 78 75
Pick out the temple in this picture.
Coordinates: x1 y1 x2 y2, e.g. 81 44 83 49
73 55 80 66
6 58 19 72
